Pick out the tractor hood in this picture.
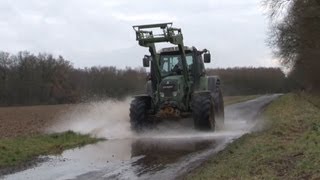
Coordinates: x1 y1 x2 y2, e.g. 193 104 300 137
159 75 184 105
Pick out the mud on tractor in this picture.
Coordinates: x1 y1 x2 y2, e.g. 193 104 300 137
130 23 224 132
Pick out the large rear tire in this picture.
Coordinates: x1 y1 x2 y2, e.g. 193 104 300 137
208 77 225 130
213 88 225 130
129 98 149 132
192 95 215 130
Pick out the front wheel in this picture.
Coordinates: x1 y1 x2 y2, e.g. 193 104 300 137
129 98 149 132
192 95 215 131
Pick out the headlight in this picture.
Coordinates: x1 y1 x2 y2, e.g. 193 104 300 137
172 91 178 97
160 92 165 97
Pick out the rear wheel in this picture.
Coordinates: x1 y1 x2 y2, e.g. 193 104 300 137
192 95 215 130
208 77 225 130
129 98 149 132
213 88 225 130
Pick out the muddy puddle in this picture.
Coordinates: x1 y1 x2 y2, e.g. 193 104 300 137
4 134 239 180
3 95 280 180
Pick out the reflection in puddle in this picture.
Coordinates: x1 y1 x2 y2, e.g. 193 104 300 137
130 138 224 176
62 139 133 162
4 135 228 180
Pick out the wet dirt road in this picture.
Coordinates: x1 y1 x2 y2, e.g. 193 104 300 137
4 94 280 180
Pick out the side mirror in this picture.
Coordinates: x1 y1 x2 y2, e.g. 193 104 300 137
143 55 150 67
204 53 211 63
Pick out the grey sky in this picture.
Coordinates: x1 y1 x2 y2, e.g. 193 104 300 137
0 0 278 69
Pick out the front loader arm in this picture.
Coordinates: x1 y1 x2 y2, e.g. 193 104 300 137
133 23 189 84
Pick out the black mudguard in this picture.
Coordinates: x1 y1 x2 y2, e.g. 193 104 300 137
207 76 221 93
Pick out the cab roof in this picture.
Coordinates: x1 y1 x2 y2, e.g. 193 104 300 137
158 46 193 54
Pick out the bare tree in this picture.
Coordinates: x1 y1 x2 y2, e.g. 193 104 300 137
265 0 320 90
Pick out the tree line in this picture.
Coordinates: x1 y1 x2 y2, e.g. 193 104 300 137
0 51 146 106
0 51 291 106
265 0 320 91
207 67 290 95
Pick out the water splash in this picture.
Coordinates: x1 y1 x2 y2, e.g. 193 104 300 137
48 98 133 139
48 97 259 141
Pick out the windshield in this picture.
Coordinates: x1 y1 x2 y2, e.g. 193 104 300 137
159 54 193 77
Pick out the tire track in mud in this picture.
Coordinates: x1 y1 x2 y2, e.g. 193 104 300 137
4 94 280 180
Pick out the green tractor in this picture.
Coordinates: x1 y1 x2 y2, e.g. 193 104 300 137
130 23 224 132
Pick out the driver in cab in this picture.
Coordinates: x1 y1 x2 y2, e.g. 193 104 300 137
172 58 183 75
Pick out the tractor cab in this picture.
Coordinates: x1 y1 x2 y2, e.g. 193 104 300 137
158 46 210 79
158 47 194 78
143 46 211 118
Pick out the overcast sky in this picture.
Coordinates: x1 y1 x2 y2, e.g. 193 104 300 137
0 0 278 69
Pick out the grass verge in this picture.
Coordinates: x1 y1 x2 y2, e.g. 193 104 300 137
0 131 101 168
187 93 320 179
223 95 261 106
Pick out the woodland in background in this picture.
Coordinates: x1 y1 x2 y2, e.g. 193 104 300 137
265 0 320 91
207 68 291 95
0 51 146 106
0 51 291 106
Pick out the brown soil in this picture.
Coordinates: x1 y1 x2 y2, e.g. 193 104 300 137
0 104 73 138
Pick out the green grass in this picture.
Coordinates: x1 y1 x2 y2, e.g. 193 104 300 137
0 131 101 168
300 92 320 108
187 93 320 179
224 95 261 106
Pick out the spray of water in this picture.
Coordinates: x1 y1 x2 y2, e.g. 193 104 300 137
48 98 133 139
48 97 259 141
